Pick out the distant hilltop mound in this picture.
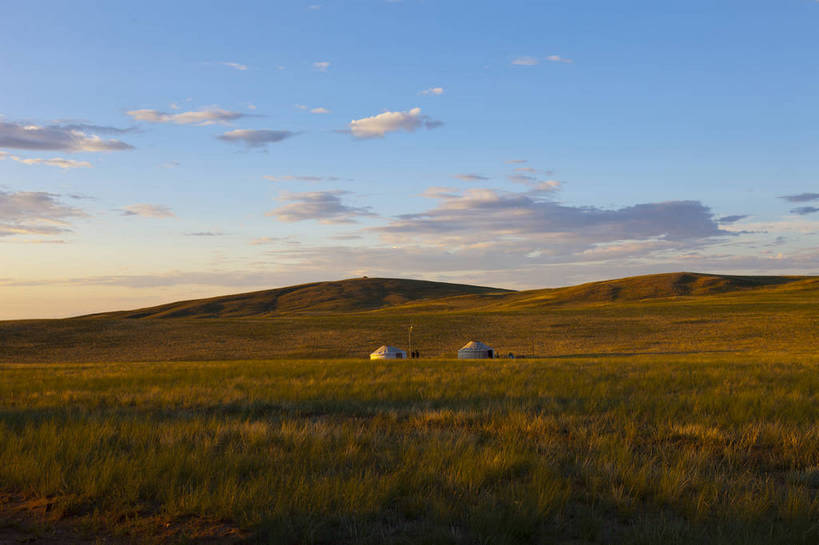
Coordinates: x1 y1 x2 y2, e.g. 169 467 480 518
78 272 814 319
85 277 512 319
491 272 810 310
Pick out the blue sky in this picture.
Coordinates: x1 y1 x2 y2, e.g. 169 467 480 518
1 0 818 319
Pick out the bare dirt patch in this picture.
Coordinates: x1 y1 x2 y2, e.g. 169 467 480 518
0 494 245 545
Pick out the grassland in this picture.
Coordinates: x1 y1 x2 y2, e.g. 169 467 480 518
3 355 819 544
1 273 818 364
2 273 818 543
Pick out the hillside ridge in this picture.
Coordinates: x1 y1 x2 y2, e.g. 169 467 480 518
83 277 511 319
77 272 813 320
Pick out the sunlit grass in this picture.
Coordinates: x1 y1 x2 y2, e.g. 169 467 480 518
2 355 819 543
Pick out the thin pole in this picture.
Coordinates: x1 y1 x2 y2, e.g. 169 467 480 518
409 324 413 358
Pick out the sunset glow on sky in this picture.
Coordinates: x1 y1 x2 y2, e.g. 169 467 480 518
1 0 818 319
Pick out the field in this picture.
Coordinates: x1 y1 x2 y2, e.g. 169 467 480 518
1 273 818 364
1 273 818 543
3 355 819 544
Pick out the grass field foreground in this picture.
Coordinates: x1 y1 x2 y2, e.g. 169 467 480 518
2 355 819 543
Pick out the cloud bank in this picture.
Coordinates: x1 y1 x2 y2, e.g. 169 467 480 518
374 187 732 261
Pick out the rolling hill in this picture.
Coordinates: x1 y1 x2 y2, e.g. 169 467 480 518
2 271 816 363
84 277 513 319
82 272 812 319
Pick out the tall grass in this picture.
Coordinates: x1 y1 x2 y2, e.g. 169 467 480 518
2 355 819 543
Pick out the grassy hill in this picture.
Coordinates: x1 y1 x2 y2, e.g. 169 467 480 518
84 277 512 319
0 272 816 363
79 272 811 319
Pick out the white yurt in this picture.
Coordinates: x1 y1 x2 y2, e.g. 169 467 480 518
370 345 407 360
457 341 495 359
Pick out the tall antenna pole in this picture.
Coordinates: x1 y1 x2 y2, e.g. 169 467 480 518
409 324 413 358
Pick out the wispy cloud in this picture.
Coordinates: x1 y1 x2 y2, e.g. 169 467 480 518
791 207 819 216
419 87 444 96
0 120 133 152
250 236 302 246
313 61 331 71
57 123 136 135
310 107 330 114
780 193 819 203
512 55 573 66
216 61 248 71
0 191 86 237
506 174 560 192
120 204 175 218
453 173 489 182
217 129 298 147
505 159 527 164
0 152 91 169
185 231 226 236
268 190 375 224
717 215 748 224
264 175 343 182
127 108 249 126
512 56 539 66
348 107 443 139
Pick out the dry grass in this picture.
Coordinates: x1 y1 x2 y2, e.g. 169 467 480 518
1 277 816 363
2 354 819 543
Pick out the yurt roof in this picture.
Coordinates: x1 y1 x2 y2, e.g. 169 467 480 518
371 345 404 355
459 341 492 351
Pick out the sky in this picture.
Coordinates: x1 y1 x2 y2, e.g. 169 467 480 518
1 0 818 319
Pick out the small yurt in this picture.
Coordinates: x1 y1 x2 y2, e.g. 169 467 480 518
370 345 407 360
457 341 494 359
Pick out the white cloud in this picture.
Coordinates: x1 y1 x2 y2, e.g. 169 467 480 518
0 121 133 152
546 55 573 64
348 107 442 138
310 107 330 114
313 61 331 71
0 152 91 169
512 56 539 66
121 204 175 218
127 108 248 126
217 129 298 147
419 87 444 96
